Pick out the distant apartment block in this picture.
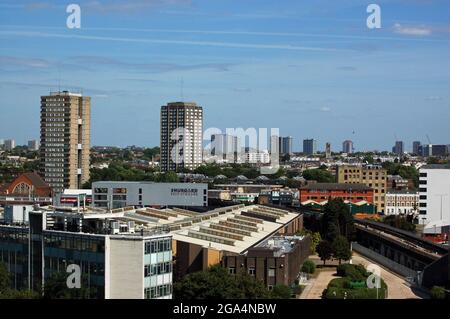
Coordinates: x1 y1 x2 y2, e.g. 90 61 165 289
392 141 404 156
342 140 353 154
279 136 293 155
4 139 16 151
419 164 450 223
211 134 239 163
160 102 203 172
245 150 270 164
337 165 387 213
27 139 40 151
303 139 317 155
412 141 421 155
325 142 331 158
40 91 91 194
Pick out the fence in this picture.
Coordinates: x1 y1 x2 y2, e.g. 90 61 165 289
352 242 419 281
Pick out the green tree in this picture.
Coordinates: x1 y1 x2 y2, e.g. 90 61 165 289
270 285 292 299
317 240 333 265
298 230 321 254
155 171 179 182
321 198 354 242
332 236 352 265
173 265 270 299
430 286 446 299
302 168 335 183
0 262 11 292
301 260 316 274
43 272 96 299
0 262 40 299
383 215 416 232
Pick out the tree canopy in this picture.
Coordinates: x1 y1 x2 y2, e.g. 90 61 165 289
302 168 335 183
173 265 291 299
321 198 354 242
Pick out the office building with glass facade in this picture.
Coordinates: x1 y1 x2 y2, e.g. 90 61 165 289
0 210 173 299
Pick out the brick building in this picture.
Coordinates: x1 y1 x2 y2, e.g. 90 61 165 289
222 235 311 289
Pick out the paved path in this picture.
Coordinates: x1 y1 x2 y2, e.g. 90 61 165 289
351 253 426 299
299 253 427 299
299 269 338 299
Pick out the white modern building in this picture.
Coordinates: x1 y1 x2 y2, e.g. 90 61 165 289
210 134 239 163
245 150 270 164
92 181 208 209
27 140 40 151
385 190 419 215
4 139 16 151
419 164 450 223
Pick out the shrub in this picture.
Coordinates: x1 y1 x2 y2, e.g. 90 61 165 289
336 264 367 282
301 260 316 274
323 265 388 299
270 285 293 299
430 286 446 299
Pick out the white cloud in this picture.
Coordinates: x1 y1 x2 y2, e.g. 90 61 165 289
393 23 432 36
320 106 331 112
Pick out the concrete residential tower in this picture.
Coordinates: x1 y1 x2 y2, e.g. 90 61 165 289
160 102 203 171
40 91 91 193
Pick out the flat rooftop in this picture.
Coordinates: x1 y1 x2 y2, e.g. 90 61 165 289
34 204 301 254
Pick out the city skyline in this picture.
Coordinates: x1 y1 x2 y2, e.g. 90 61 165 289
1 0 449 150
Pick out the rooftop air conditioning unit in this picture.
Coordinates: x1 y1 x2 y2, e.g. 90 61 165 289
128 221 135 233
111 221 119 234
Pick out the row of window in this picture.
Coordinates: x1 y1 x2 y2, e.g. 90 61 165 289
228 267 273 276
144 262 172 277
144 284 172 299
144 239 172 254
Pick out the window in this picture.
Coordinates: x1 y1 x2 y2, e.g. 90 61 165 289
229 267 236 274
248 268 256 275
268 268 275 277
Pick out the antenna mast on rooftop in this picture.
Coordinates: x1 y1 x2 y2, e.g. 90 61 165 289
180 77 184 101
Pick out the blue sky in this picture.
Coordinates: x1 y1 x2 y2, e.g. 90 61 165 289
0 0 449 152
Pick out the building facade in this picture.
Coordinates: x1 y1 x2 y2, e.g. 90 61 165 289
27 140 40 151
419 164 450 223
385 190 419 215
325 142 331 158
160 102 203 172
392 141 404 156
222 236 311 289
279 136 293 155
336 165 387 213
40 91 91 194
299 183 375 214
4 139 16 151
412 141 421 155
92 181 208 209
342 140 353 154
0 210 173 299
211 134 238 162
303 139 317 155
